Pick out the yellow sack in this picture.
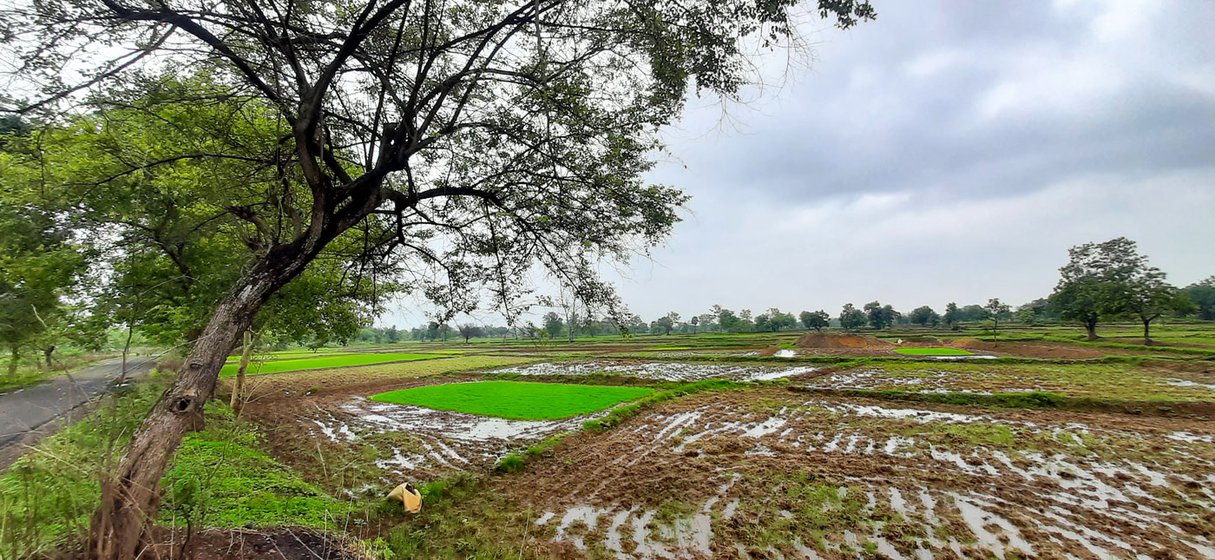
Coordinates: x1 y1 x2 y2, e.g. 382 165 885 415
388 482 422 513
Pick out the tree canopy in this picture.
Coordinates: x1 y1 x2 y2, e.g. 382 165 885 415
2 0 876 554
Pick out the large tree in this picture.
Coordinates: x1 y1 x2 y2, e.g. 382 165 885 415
799 309 829 331
1051 237 1147 340
907 305 939 327
0 144 90 376
1123 266 1190 344
3 3 874 554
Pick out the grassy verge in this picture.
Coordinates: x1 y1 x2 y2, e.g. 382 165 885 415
0 382 359 557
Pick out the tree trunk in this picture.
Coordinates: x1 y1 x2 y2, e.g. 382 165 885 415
7 346 17 378
1142 319 1152 345
119 321 135 384
90 258 300 560
44 345 55 367
229 330 254 417
1084 320 1098 341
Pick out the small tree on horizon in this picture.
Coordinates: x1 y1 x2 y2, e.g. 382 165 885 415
984 298 1011 341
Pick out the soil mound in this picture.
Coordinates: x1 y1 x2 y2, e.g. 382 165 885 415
796 333 893 350
950 339 1104 359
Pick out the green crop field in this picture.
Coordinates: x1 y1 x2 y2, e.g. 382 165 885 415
894 347 973 356
219 352 436 377
224 351 343 363
370 381 654 420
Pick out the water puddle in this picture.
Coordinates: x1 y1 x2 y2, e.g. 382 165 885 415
491 361 816 382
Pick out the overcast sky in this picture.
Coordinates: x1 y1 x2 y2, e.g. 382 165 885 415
383 0 1215 327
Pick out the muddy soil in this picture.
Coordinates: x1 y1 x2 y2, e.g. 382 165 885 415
506 388 1215 559
244 375 602 494
950 338 1107 359
141 528 358 560
796 333 894 350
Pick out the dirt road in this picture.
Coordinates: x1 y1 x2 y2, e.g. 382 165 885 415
0 357 155 468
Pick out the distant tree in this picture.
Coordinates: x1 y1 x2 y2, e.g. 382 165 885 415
839 304 867 332
665 312 681 334
908 306 940 327
654 314 675 335
1051 237 1148 340
753 312 772 332
386 326 400 344
543 312 565 339
1124 269 1191 344
625 314 649 336
942 302 960 330
1183 277 1215 321
767 308 797 331
738 309 755 332
800 310 830 331
715 306 741 333
984 298 1012 340
698 313 718 333
863 301 897 330
690 316 699 334
457 324 484 343
1015 298 1054 326
957 305 988 322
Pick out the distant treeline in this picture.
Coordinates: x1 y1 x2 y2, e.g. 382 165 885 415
364 238 1213 343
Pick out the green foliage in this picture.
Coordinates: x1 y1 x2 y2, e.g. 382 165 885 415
371 381 654 420
907 306 940 327
800 310 830 331
0 151 92 374
542 312 565 339
7 77 399 348
838 303 867 331
1050 237 1179 339
1184 276 1215 321
492 453 526 474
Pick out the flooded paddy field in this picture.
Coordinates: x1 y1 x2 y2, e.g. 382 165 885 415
802 361 1215 402
490 360 818 382
513 388 1215 558
231 350 1214 558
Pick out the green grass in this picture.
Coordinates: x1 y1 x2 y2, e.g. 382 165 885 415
219 352 436 377
224 351 343 363
162 417 356 529
0 383 354 557
894 347 973 356
370 381 654 420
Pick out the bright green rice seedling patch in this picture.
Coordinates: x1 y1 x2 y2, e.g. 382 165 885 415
219 352 436 377
370 381 654 420
894 347 973 356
